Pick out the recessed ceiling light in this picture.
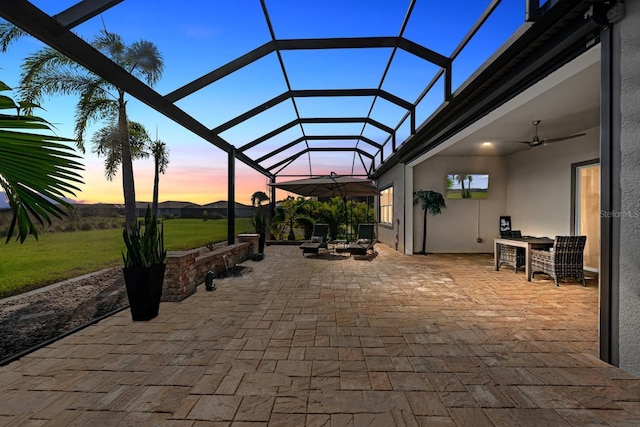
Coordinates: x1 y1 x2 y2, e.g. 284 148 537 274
481 141 493 146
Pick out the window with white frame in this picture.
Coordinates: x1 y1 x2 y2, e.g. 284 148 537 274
380 186 393 225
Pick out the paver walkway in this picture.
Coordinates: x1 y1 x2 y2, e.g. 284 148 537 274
1 244 639 426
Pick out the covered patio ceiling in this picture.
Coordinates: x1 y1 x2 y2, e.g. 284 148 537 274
0 0 599 185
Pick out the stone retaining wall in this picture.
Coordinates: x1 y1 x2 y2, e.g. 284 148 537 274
162 234 259 302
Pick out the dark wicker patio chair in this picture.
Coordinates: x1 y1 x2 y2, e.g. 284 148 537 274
531 235 587 286
498 230 526 273
299 223 330 256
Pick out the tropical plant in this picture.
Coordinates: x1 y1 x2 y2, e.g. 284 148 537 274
0 25 164 228
150 137 169 218
0 81 83 242
122 205 166 268
446 175 454 191
272 196 307 240
250 191 269 207
91 120 151 180
250 210 267 236
250 190 270 251
316 198 343 240
250 209 267 254
413 189 446 255
269 221 286 241
295 215 315 240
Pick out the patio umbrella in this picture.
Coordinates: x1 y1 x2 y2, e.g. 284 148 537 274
269 174 380 197
269 174 379 240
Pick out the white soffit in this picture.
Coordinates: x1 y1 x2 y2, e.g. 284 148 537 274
407 43 602 167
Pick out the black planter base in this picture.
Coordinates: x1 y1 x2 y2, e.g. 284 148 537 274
123 264 166 321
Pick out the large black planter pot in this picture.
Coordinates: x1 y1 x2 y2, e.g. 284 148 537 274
258 234 266 253
123 263 166 321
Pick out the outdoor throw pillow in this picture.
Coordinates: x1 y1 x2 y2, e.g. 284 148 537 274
357 239 371 245
311 236 322 243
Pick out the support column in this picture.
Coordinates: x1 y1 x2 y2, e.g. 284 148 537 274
404 164 414 255
599 24 620 367
270 176 276 220
228 148 236 246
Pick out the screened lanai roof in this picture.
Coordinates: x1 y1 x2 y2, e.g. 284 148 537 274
0 0 595 182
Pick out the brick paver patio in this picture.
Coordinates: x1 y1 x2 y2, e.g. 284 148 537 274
1 244 639 426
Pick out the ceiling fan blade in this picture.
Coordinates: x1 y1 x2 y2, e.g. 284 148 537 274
541 133 586 144
502 140 535 144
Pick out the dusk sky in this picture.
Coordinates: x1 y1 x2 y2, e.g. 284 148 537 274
0 1 524 206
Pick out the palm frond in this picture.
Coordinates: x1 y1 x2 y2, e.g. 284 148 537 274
93 30 125 63
0 83 84 242
127 40 164 85
74 92 117 151
20 48 81 103
91 120 150 180
150 140 169 173
0 22 28 53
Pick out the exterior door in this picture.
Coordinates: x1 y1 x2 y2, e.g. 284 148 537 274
574 163 600 271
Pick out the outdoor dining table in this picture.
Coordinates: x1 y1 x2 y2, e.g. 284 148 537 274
494 236 555 281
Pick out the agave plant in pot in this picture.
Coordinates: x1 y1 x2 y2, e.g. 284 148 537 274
122 206 167 321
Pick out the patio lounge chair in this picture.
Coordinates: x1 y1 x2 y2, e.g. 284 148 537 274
531 235 587 286
300 223 330 256
347 223 376 256
498 230 526 272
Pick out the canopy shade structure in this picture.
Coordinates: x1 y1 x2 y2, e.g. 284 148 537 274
269 175 380 198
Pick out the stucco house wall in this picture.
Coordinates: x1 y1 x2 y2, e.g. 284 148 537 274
375 162 405 254
617 0 640 376
505 127 600 238
411 156 507 253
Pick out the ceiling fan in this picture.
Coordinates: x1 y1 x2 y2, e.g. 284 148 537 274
511 120 586 147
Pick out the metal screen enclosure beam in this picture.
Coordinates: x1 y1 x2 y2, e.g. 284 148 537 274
228 148 236 246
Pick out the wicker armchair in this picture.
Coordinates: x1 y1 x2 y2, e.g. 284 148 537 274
498 230 526 273
531 235 587 286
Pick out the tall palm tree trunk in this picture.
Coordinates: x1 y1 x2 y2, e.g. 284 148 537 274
118 95 136 228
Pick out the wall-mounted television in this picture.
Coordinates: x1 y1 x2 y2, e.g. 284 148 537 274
446 174 489 199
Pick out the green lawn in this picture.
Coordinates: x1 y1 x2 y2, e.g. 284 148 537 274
0 218 253 297
445 191 488 199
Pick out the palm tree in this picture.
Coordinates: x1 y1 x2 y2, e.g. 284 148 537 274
467 175 473 198
455 174 468 198
150 138 169 218
413 190 446 255
272 196 306 240
0 25 164 228
250 191 269 207
0 81 83 242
